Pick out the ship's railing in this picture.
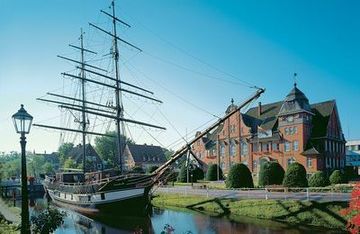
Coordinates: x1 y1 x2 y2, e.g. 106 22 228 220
45 173 154 194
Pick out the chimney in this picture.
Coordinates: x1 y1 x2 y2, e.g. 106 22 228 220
258 102 262 116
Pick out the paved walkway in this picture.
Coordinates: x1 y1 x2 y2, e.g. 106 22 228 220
155 186 351 202
0 199 20 224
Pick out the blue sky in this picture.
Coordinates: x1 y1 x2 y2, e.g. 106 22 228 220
0 0 359 153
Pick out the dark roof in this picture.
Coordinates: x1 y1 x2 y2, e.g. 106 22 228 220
68 144 100 163
242 99 335 136
127 144 167 164
310 100 335 138
278 84 312 116
245 101 283 130
301 147 320 156
250 132 282 143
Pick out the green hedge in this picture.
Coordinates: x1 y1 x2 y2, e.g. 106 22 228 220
178 165 204 182
308 171 330 187
329 170 345 185
258 161 284 187
226 163 254 188
206 164 223 181
282 162 308 187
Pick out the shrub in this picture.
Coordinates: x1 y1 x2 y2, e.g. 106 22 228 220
178 165 204 182
308 171 330 187
177 164 188 182
282 162 308 187
329 170 345 185
192 167 204 181
147 165 159 174
226 163 253 188
205 164 223 181
131 166 145 174
31 207 67 234
258 161 285 187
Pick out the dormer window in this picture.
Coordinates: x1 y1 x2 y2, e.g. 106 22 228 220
286 116 294 122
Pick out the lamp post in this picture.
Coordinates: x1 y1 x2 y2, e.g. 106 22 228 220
12 104 33 234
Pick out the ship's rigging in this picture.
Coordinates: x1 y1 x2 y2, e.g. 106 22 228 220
34 0 165 174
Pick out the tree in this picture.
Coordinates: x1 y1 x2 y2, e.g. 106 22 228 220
192 167 204 181
282 162 308 187
131 166 144 174
177 164 204 183
42 162 54 175
205 164 223 181
163 148 175 160
177 164 188 182
31 207 66 234
63 158 77 169
58 143 74 166
147 165 159 174
308 171 330 187
258 162 285 187
94 131 134 168
329 170 346 185
226 163 254 188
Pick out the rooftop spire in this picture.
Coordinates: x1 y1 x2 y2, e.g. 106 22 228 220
293 72 297 88
231 98 234 105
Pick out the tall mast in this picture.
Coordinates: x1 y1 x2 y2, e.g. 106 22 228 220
111 0 124 173
80 28 87 174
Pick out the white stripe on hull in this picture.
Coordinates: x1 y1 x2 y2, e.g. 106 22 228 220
47 187 145 207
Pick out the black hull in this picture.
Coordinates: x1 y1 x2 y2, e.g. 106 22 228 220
47 187 153 217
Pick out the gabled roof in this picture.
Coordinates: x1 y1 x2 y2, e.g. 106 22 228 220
68 144 100 163
278 84 313 116
127 144 167 164
310 100 335 138
301 147 320 156
245 101 283 130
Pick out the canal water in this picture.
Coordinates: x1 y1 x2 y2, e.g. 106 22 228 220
14 196 344 234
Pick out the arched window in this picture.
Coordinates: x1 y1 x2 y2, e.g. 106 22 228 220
220 142 225 157
287 157 296 165
230 140 236 157
293 140 299 151
241 140 248 156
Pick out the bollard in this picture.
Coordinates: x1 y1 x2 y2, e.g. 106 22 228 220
206 187 209 198
306 188 309 201
265 188 268 200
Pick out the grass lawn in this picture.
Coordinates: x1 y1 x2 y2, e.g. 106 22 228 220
152 193 349 230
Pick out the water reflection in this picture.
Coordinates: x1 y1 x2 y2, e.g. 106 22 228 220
14 196 345 234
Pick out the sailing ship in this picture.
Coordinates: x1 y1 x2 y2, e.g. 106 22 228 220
34 0 265 216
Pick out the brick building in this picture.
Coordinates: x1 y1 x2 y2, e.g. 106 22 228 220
192 83 346 177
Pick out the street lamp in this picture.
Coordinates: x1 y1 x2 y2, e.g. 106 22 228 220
12 104 33 234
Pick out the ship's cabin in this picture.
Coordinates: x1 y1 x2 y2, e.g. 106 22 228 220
56 172 85 184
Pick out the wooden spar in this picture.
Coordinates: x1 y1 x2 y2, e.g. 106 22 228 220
89 23 142 52
100 10 131 28
58 104 166 130
32 124 115 137
46 92 115 110
78 66 154 94
62 72 163 103
153 88 265 176
69 44 97 54
57 55 107 72
37 98 115 114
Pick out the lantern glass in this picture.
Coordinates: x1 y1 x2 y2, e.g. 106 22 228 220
12 104 33 134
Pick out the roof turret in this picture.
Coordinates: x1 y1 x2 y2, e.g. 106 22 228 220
278 83 313 116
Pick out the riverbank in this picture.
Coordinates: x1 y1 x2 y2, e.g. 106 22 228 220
152 193 349 230
0 198 19 233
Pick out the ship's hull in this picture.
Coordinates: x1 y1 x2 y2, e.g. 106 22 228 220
46 186 152 216
44 173 155 216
